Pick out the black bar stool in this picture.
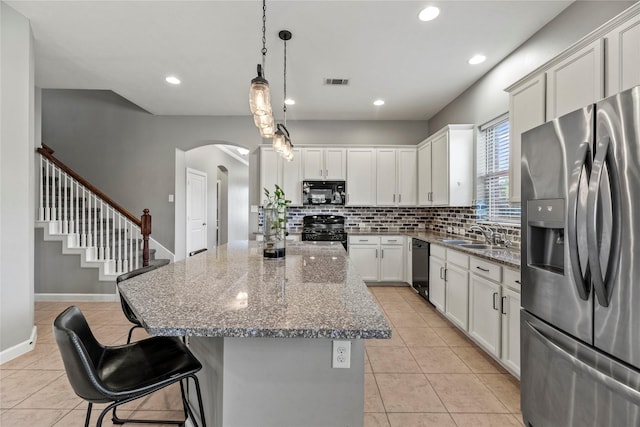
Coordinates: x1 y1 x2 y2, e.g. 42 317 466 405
53 306 207 427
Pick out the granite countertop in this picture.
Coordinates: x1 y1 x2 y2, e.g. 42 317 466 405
347 229 521 269
118 241 391 340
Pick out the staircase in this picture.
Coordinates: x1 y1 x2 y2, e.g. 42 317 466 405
35 145 167 281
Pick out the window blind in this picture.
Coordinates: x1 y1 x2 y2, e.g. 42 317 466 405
476 115 521 222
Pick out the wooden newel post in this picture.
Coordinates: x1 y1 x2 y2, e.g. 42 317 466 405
141 209 152 267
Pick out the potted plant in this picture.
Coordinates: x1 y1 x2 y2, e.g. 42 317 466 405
263 185 291 258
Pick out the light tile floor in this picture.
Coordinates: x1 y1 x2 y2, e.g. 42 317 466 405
0 287 523 427
365 286 523 427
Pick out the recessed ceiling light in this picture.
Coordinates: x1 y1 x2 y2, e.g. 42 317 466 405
165 76 181 85
284 98 295 105
468 55 486 65
373 99 385 106
418 6 440 22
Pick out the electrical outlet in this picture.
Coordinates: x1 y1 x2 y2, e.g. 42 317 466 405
332 340 351 369
359 223 366 229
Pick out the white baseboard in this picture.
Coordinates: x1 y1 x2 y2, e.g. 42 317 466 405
0 326 37 365
35 293 118 302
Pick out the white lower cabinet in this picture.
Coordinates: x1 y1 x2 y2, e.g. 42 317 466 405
349 244 379 281
428 245 469 330
445 263 469 331
501 268 521 377
467 258 521 377
348 235 405 282
430 245 521 378
428 255 446 312
469 274 502 357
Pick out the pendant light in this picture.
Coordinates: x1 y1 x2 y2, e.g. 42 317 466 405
249 0 274 137
273 30 294 161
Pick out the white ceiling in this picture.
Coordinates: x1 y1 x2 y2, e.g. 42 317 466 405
7 0 573 121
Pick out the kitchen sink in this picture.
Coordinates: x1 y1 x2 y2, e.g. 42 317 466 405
457 243 496 250
440 239 473 244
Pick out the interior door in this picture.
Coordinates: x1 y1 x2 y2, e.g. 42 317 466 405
186 168 207 256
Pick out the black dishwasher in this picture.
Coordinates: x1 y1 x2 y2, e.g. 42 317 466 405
411 239 430 301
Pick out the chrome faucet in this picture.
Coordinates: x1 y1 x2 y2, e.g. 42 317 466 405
469 224 494 244
469 223 512 248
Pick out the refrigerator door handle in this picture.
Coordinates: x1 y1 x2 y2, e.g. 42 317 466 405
525 318 640 406
587 136 622 308
568 142 591 300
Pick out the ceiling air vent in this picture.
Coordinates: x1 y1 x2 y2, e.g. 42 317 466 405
324 78 350 86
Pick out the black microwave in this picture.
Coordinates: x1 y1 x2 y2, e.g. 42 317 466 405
302 180 346 205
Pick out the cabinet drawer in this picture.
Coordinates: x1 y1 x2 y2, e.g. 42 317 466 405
470 257 501 282
503 267 521 292
381 236 403 245
349 235 380 245
447 249 469 269
431 244 446 259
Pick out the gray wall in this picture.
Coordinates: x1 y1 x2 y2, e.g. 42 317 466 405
428 1 635 133
1 3 35 356
41 89 428 252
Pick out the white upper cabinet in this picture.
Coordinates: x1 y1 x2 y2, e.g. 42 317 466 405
260 146 302 206
302 148 346 180
397 149 417 206
430 132 449 206
281 148 303 206
375 148 417 206
346 149 376 206
260 147 281 203
375 149 397 205
417 142 432 205
605 12 640 96
417 125 474 207
546 39 604 119
508 74 546 203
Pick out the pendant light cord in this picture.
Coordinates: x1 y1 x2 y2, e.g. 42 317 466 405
261 0 267 73
283 36 287 126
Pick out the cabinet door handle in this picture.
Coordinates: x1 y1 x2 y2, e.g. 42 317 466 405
501 296 507 315
325 169 328 177
493 292 499 310
440 266 444 280
320 169 323 177
375 249 378 258
388 239 397 242
444 268 448 281
476 266 490 272
515 280 521 284
399 194 402 203
393 194 396 202
381 249 384 258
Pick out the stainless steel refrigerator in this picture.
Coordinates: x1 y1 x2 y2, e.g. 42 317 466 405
521 86 640 426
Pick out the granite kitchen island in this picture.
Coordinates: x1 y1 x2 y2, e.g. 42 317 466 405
118 240 391 427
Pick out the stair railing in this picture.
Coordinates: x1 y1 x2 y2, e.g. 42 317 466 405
37 144 152 273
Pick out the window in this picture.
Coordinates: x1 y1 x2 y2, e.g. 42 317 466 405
476 114 521 222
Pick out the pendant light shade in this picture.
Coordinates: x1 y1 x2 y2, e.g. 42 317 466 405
254 109 274 128
249 65 272 116
259 122 275 138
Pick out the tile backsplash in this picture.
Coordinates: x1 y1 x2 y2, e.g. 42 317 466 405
259 206 521 248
